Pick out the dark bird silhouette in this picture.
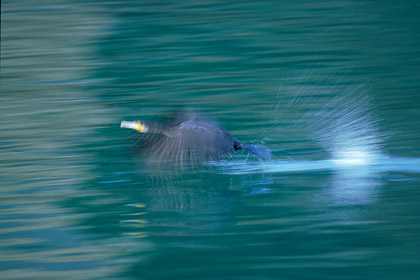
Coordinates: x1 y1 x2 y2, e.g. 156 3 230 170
121 112 270 164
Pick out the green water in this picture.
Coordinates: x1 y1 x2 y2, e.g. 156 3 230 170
2 1 420 279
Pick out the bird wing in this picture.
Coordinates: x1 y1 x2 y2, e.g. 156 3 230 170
133 120 235 163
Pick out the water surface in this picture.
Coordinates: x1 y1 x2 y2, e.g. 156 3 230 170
2 1 420 279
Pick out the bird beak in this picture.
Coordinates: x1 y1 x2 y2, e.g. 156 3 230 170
121 121 143 132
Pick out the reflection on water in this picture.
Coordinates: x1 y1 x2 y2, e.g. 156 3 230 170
2 0 420 279
328 166 380 206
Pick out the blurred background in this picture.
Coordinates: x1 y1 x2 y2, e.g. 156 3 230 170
1 0 420 279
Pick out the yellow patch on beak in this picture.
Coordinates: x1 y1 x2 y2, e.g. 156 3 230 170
135 122 143 132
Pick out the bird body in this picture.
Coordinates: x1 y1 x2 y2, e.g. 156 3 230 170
121 112 270 163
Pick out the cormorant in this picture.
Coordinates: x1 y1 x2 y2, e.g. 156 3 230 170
121 112 270 163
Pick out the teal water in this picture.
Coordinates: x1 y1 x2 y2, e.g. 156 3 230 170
2 1 420 279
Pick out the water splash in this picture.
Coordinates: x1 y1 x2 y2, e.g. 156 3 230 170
219 72 420 207
306 81 384 163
